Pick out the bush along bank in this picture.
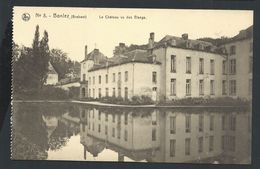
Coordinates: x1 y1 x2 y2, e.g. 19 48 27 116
79 96 250 107
157 97 251 107
13 85 71 100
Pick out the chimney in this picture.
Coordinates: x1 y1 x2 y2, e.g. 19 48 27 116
182 33 188 40
148 32 155 49
85 45 88 60
94 48 99 54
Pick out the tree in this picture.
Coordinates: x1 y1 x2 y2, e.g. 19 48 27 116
37 30 50 88
13 25 50 91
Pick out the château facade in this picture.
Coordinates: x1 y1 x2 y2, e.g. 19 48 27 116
80 26 253 101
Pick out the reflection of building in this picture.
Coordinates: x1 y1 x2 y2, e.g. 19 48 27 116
45 62 59 85
79 107 160 161
79 107 251 163
80 26 253 101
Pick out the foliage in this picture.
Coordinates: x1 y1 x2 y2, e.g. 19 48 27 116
13 85 70 100
13 25 50 91
50 49 80 80
99 95 154 105
68 86 80 99
197 36 230 47
158 97 251 106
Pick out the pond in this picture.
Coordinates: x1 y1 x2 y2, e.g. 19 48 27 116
11 102 251 164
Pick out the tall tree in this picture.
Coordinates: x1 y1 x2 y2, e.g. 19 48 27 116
37 30 50 88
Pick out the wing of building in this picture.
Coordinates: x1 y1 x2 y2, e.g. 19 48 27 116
45 61 59 85
79 25 253 101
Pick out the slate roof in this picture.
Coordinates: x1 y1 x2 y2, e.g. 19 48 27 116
221 25 253 44
154 35 220 54
48 62 58 75
88 49 161 72
80 49 107 63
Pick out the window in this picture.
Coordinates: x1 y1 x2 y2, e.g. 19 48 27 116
186 79 191 96
112 128 115 137
222 115 226 130
105 88 109 97
249 79 252 95
249 56 253 73
89 122 91 130
222 80 227 95
113 88 116 97
118 72 121 81
171 55 176 72
98 124 101 133
124 87 128 100
152 72 157 83
105 74 108 83
230 115 236 131
112 114 115 123
98 111 101 120
199 58 204 74
93 76 95 85
198 137 203 153
125 71 128 82
185 115 191 133
124 114 128 125
98 88 101 98
185 138 191 155
170 116 176 134
113 73 116 82
210 80 215 95
223 60 227 75
105 125 108 135
230 59 236 75
199 80 204 96
152 129 156 141
83 74 86 81
99 75 101 84
124 130 128 141
92 123 95 131
230 45 236 55
89 77 91 85
105 113 108 122
82 124 85 132
210 115 214 131
93 89 95 98
170 79 176 96
250 42 253 52
210 59 215 75
229 80 236 96
186 57 191 73
170 139 176 157
209 136 214 152
199 115 204 132
117 127 121 139
89 89 91 97
118 87 121 97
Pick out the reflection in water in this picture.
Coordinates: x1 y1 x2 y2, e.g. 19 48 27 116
12 103 251 164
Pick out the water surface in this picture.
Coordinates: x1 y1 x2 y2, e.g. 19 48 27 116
11 102 251 164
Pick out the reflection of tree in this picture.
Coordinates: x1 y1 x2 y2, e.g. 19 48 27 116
48 121 70 151
12 132 48 160
12 103 49 160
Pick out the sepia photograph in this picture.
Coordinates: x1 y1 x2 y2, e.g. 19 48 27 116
11 6 253 164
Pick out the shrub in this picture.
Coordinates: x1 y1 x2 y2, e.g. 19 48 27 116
13 85 70 100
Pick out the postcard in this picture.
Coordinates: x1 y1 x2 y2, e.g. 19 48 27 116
11 6 253 164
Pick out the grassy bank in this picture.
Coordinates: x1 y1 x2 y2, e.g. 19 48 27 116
79 96 251 107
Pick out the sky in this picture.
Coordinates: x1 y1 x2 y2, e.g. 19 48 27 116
13 7 253 62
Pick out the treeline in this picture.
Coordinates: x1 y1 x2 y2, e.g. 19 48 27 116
13 25 80 93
